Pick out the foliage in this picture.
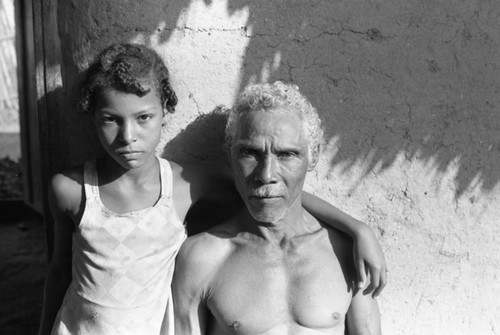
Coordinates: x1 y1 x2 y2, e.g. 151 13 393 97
0 157 23 199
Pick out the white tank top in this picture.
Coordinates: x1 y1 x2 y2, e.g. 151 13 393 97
51 158 186 335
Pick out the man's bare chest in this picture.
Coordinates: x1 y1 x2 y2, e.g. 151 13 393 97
206 239 353 334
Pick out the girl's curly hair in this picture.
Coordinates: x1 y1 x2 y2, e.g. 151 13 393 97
77 43 177 114
225 81 323 151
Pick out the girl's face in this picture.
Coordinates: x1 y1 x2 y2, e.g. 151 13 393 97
93 87 165 170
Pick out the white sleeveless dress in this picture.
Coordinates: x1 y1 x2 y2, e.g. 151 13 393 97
51 158 187 335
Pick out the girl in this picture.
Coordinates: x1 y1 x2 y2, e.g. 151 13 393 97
39 43 386 335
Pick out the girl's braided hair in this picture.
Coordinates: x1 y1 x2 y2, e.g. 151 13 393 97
78 43 177 114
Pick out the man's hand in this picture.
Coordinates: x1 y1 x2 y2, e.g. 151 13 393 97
353 224 387 298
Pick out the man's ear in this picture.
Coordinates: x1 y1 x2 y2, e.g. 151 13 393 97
226 144 234 162
308 144 321 171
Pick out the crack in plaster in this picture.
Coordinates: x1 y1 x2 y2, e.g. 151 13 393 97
188 93 202 115
404 103 414 160
342 27 396 41
158 26 250 37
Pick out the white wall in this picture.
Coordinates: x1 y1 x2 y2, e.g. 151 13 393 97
40 1 500 333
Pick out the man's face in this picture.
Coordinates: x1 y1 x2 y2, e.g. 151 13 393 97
231 107 316 223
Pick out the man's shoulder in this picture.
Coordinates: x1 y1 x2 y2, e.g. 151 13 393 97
318 221 357 280
178 221 238 266
321 220 352 242
174 224 239 293
303 211 354 252
321 221 353 251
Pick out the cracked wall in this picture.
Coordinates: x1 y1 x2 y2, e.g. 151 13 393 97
39 1 500 334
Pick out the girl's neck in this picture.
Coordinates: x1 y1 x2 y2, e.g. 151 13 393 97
97 155 159 185
96 155 162 214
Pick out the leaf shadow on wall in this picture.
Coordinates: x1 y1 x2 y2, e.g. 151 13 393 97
174 0 500 199
52 0 500 200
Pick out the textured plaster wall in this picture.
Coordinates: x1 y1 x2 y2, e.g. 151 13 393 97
39 1 500 334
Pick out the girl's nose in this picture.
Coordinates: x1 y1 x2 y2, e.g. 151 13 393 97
119 122 137 144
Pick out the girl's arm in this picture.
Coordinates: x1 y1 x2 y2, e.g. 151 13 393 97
302 191 387 297
38 172 79 335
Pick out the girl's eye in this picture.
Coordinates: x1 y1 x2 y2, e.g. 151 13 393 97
241 148 258 157
138 114 153 122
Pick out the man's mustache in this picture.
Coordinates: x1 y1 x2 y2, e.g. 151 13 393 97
251 186 284 197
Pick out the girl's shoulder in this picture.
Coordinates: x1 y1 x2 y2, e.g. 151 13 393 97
166 159 182 177
49 164 85 219
167 159 231 188
166 159 189 191
165 159 194 222
167 159 203 188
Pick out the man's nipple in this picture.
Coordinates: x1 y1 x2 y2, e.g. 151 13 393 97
228 321 241 330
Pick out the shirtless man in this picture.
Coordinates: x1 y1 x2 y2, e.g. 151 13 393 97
172 81 381 335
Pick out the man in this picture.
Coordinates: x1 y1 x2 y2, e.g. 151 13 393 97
172 81 381 334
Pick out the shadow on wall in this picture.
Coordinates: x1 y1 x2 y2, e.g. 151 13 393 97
163 106 230 169
50 0 499 198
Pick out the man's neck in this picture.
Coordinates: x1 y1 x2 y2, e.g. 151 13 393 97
241 199 320 241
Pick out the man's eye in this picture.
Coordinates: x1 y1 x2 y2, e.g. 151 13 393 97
278 151 296 159
102 117 117 124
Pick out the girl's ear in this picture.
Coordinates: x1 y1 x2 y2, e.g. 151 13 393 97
162 101 169 116
162 100 169 123
161 112 167 127
307 144 321 171
163 98 174 115
89 110 98 126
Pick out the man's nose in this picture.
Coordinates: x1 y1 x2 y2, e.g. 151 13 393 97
256 155 278 184
118 121 137 144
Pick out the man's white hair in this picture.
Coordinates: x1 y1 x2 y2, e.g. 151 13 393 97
225 81 323 151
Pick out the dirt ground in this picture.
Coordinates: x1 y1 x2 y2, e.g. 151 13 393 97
0 133 21 161
0 205 47 335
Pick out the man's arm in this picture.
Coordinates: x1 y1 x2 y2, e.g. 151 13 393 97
345 289 381 335
172 233 225 335
301 191 387 297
